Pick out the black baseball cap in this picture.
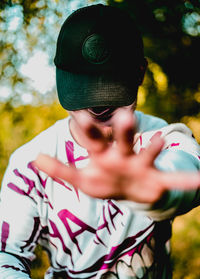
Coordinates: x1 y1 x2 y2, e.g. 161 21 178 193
54 4 145 111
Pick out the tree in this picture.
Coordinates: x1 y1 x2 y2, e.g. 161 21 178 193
108 0 200 123
1 0 200 123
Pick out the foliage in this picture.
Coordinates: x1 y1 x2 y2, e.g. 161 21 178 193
108 0 200 122
0 0 200 121
0 0 100 106
0 101 69 278
172 206 200 279
0 101 67 183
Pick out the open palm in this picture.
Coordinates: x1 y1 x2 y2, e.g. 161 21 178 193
34 109 200 203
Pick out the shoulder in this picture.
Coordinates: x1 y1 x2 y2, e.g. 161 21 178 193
9 117 70 165
134 111 200 164
135 111 168 132
158 122 200 159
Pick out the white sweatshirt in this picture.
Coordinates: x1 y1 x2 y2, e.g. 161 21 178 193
0 111 199 279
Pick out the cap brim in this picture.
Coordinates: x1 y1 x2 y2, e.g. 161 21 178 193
56 68 138 110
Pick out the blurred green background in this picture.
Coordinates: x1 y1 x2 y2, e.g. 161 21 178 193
0 0 200 278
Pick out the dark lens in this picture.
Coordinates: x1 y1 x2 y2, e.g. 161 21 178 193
88 106 117 122
90 107 108 114
89 107 116 115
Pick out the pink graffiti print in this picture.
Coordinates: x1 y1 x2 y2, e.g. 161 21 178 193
139 131 162 153
65 141 89 199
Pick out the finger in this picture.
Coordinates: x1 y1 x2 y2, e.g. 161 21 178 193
33 153 79 185
73 111 108 153
74 168 127 200
160 171 200 190
140 132 165 166
113 108 136 156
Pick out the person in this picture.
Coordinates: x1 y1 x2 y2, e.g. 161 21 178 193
0 4 200 279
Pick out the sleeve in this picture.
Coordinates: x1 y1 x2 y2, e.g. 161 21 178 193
120 122 200 221
0 148 43 278
0 120 64 278
0 252 31 278
151 122 200 219
135 110 168 132
151 148 200 220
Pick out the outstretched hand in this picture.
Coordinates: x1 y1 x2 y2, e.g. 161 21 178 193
34 109 200 204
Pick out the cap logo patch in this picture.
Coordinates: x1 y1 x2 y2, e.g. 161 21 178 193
82 34 110 64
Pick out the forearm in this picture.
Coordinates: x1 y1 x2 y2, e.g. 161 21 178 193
151 149 200 219
119 150 200 220
0 252 31 279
